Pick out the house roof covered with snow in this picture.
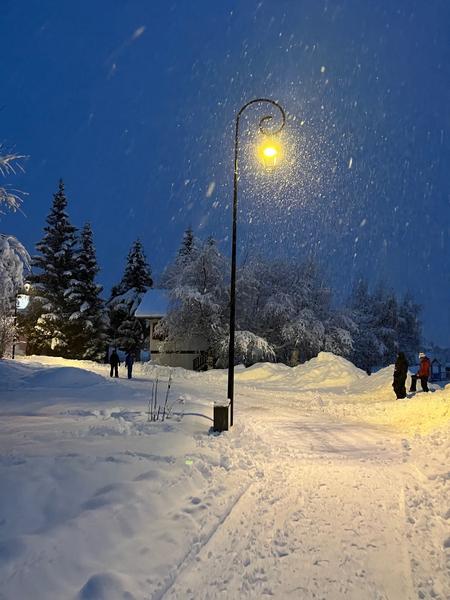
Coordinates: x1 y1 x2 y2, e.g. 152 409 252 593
135 289 169 318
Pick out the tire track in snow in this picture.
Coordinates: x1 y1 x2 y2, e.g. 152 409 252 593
152 480 255 600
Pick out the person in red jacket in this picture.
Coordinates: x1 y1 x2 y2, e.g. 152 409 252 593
409 352 430 393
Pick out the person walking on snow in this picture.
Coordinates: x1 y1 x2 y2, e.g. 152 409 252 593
409 352 430 393
125 352 135 379
109 349 120 378
392 351 409 399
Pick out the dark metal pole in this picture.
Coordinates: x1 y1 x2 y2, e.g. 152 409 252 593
226 99 286 428
227 117 240 427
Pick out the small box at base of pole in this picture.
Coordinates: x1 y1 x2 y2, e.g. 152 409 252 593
213 402 230 432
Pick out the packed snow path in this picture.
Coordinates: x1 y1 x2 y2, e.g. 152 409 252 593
163 413 416 600
0 355 448 600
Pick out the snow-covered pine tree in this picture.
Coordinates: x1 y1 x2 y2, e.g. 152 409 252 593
159 226 198 290
108 239 152 354
119 239 153 294
178 226 195 260
28 179 78 355
67 223 107 360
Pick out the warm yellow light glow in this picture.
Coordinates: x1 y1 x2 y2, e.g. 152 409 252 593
263 146 277 157
257 139 282 169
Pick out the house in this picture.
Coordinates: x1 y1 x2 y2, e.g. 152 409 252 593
135 289 209 370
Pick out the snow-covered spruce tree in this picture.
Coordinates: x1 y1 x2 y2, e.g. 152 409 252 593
178 225 196 260
28 180 78 356
158 235 228 357
0 235 30 358
67 223 107 360
159 226 198 289
108 239 152 354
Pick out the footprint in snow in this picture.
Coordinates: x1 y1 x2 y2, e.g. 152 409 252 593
181 496 206 514
78 572 134 600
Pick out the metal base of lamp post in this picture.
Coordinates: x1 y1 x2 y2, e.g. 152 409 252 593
213 402 230 432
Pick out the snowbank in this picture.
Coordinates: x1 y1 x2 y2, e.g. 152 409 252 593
6 352 450 436
291 351 367 389
24 366 105 388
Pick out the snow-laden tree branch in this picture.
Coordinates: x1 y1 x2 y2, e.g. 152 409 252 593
0 147 27 215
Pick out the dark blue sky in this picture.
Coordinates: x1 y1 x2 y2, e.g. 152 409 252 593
2 1 450 344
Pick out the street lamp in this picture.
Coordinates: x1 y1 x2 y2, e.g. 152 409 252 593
227 98 286 428
257 138 282 170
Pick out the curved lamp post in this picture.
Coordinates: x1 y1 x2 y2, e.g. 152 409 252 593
227 98 286 428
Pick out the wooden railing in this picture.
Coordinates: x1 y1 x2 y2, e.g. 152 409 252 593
193 354 207 372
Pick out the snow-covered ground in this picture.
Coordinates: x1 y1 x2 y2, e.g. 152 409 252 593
0 353 448 600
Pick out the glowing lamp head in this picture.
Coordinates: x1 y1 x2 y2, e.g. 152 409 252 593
257 139 282 170
263 146 277 157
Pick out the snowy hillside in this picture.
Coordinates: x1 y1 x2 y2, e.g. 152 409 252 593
0 353 449 599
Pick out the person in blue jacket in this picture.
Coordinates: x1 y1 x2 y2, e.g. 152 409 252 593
125 352 135 379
